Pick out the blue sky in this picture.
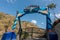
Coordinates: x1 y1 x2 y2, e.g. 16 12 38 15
0 0 60 29
20 13 46 29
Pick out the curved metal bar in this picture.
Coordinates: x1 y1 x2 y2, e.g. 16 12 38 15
11 7 52 40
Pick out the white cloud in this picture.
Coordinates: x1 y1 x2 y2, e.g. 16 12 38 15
41 22 44 25
48 0 52 1
6 0 16 3
7 0 9 3
31 20 37 24
44 0 52 2
11 0 16 3
55 14 60 18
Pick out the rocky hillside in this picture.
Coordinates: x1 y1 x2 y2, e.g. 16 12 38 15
0 12 45 38
21 21 46 38
0 12 15 35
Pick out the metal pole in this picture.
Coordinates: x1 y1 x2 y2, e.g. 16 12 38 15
18 16 22 40
17 11 22 40
16 11 22 40
46 12 52 40
46 14 49 40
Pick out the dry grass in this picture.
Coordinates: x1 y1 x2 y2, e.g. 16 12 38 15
0 12 45 39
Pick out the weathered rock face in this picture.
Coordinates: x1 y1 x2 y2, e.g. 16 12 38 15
55 23 60 40
0 12 46 39
53 19 60 40
24 27 45 38
21 21 46 38
0 12 15 35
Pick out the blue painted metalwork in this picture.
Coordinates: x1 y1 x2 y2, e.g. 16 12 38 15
46 12 52 30
11 7 52 31
12 15 18 30
1 32 16 40
11 6 54 40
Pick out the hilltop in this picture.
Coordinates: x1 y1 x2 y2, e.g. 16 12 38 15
0 12 45 38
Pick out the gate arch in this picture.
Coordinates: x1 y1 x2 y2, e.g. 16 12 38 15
12 5 52 40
